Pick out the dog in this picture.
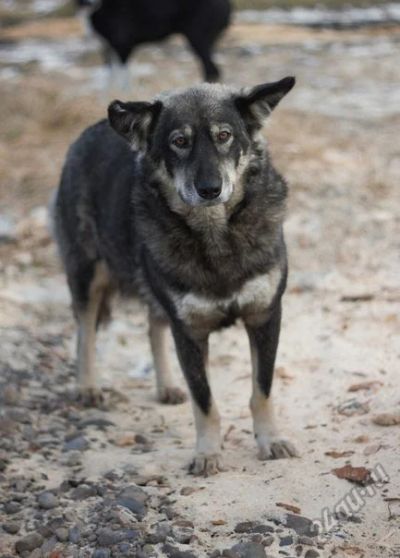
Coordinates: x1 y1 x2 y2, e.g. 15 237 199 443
53 76 298 475
75 0 231 85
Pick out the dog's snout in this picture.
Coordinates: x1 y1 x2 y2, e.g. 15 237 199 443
196 183 222 200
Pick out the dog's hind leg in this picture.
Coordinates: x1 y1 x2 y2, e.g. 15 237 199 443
246 302 299 460
170 324 222 476
75 261 111 406
148 313 187 405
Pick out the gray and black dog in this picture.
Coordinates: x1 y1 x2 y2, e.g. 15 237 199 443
53 77 298 475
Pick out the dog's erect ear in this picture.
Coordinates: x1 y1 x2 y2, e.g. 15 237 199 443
235 76 295 133
108 100 162 150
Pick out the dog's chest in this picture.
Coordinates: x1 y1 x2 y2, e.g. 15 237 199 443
173 268 282 332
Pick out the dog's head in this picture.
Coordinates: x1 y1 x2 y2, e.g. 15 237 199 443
108 77 295 208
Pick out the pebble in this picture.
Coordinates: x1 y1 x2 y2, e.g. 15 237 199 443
285 514 317 537
4 501 20 515
97 528 140 546
234 521 273 534
115 496 146 519
2 521 20 534
162 544 197 558
70 484 97 500
63 435 89 452
231 542 266 558
279 536 294 546
60 450 82 467
15 533 44 554
93 549 111 558
78 417 115 429
171 519 194 544
69 525 81 543
55 527 69 542
304 551 320 558
2 384 19 406
37 491 58 510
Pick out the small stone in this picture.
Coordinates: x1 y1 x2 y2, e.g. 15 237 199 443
60 450 82 467
78 417 115 429
4 501 20 515
55 527 69 542
298 536 316 546
15 533 44 554
304 551 320 558
37 491 58 510
93 549 111 558
231 542 266 558
171 519 194 544
222 550 239 558
263 535 274 546
63 435 89 452
97 528 139 546
2 521 20 534
115 496 146 519
2 384 19 405
279 536 293 546
209 552 221 558
68 525 81 543
162 544 197 558
70 484 97 500
285 514 317 537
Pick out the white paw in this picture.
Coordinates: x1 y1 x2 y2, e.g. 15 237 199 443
158 386 187 405
257 437 299 460
189 453 224 476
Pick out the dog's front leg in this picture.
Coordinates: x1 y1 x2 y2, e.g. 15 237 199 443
170 323 222 476
246 302 298 460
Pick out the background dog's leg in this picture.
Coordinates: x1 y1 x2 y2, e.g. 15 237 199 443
149 314 187 404
171 325 222 476
246 302 298 460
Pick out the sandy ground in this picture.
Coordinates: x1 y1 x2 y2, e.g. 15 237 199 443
0 13 400 558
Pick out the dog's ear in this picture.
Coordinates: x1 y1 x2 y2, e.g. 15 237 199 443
235 76 295 134
108 100 162 150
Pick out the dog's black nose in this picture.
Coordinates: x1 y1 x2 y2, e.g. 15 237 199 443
196 184 222 200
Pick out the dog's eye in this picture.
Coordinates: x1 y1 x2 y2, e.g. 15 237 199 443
217 130 231 143
172 136 189 149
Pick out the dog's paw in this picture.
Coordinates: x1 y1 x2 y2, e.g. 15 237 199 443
257 437 299 461
158 386 187 405
189 453 224 477
76 386 107 409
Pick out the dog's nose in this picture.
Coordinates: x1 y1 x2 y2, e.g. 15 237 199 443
196 184 222 200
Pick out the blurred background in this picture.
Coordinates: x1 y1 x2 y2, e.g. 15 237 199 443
0 2 399 556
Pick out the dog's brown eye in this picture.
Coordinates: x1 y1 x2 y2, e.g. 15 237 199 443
217 130 231 143
172 136 188 149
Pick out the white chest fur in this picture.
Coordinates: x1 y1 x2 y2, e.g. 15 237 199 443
173 267 282 332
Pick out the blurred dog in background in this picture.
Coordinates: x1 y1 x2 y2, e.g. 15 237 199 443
76 0 231 90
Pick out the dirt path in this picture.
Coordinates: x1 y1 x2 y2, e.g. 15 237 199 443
0 15 399 558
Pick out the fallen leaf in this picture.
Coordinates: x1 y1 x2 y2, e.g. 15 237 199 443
325 450 355 459
332 465 373 486
223 424 235 442
180 486 196 496
276 502 301 514
211 519 226 526
353 435 369 443
341 294 374 303
348 381 383 392
373 412 400 426
112 433 136 447
363 444 384 456
339 544 365 557
276 366 294 380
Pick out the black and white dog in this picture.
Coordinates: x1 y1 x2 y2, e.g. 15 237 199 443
53 77 298 475
76 0 231 86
